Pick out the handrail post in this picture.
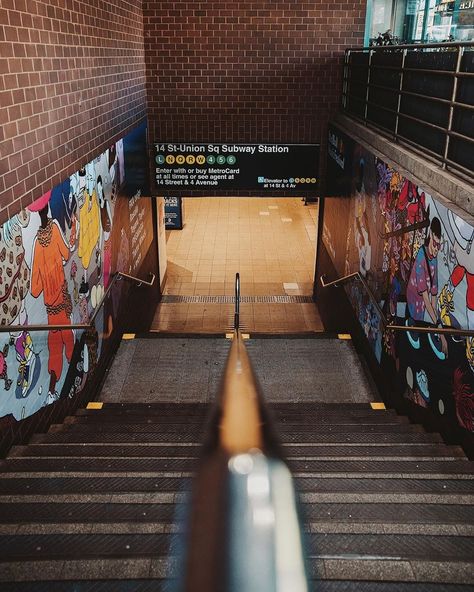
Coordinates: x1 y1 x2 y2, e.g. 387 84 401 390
443 45 464 170
394 48 407 141
342 49 350 110
364 48 373 124
234 272 240 331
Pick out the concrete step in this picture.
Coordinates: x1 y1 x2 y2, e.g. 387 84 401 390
0 475 472 496
0 531 471 564
0 544 472 586
0 501 472 527
1 579 473 592
29 431 444 445
1 457 472 475
9 442 461 459
66 414 409 426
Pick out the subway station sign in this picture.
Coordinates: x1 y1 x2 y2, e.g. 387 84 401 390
154 143 319 192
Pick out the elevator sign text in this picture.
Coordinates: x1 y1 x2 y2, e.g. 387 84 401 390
154 143 319 193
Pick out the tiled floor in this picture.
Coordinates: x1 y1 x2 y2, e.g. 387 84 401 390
151 197 323 333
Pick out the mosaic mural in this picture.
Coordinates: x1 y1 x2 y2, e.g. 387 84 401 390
0 123 153 424
327 128 474 433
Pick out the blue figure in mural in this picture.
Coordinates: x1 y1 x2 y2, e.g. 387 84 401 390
415 369 430 402
405 217 448 359
49 177 78 251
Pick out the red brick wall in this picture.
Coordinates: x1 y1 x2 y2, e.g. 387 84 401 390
144 2 366 148
0 0 147 223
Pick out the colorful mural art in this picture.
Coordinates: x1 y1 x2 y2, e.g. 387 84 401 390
0 122 153 424
326 126 474 433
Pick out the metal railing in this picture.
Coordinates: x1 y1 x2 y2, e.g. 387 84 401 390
182 274 309 592
342 42 474 179
0 271 155 333
320 272 474 338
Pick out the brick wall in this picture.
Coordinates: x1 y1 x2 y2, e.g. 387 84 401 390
0 0 147 223
144 2 366 149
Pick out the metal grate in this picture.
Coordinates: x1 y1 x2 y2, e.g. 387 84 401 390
161 295 314 304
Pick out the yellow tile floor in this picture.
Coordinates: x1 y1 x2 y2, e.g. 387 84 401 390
152 197 323 333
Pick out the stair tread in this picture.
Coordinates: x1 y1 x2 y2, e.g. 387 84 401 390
0 501 472 525
1 458 472 474
1 580 472 592
10 443 462 459
29 432 444 445
0 476 472 495
0 532 472 562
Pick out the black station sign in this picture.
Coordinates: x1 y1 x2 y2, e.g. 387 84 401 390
154 143 319 192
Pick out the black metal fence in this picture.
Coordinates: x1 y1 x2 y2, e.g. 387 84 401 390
342 42 474 179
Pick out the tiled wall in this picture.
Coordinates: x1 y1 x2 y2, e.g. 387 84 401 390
143 2 366 146
0 0 146 223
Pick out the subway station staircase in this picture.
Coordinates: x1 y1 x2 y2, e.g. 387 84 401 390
0 336 473 590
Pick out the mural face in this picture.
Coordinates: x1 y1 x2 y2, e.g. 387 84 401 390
328 127 474 433
0 123 153 423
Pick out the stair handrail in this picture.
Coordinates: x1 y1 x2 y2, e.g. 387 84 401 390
0 271 155 333
320 272 474 337
234 271 240 331
182 274 309 592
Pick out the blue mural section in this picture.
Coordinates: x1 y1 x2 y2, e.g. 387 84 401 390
0 122 153 423
326 128 474 433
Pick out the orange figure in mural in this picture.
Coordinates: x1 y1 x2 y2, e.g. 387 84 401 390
29 191 74 400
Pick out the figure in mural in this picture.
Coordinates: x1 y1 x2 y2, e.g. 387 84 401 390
97 174 112 286
0 211 31 326
49 177 78 252
77 164 101 295
29 191 74 402
405 216 448 358
11 328 41 398
0 343 13 391
355 211 371 277
443 211 474 330
353 157 375 278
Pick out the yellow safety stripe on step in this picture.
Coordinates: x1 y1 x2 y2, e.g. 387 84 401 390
338 334 352 340
86 402 104 410
226 333 250 340
370 402 386 410
122 333 136 340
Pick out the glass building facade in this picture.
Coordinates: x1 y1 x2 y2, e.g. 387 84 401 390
366 0 474 44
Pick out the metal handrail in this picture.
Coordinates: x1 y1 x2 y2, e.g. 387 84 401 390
0 271 155 333
320 272 474 337
342 42 474 178
348 40 474 51
234 272 240 331
182 275 309 591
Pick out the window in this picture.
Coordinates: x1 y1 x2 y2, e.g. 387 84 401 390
365 0 474 44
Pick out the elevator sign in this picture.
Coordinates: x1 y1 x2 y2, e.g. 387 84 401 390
154 143 319 192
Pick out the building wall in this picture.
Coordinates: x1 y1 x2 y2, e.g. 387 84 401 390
0 0 147 224
143 2 366 147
